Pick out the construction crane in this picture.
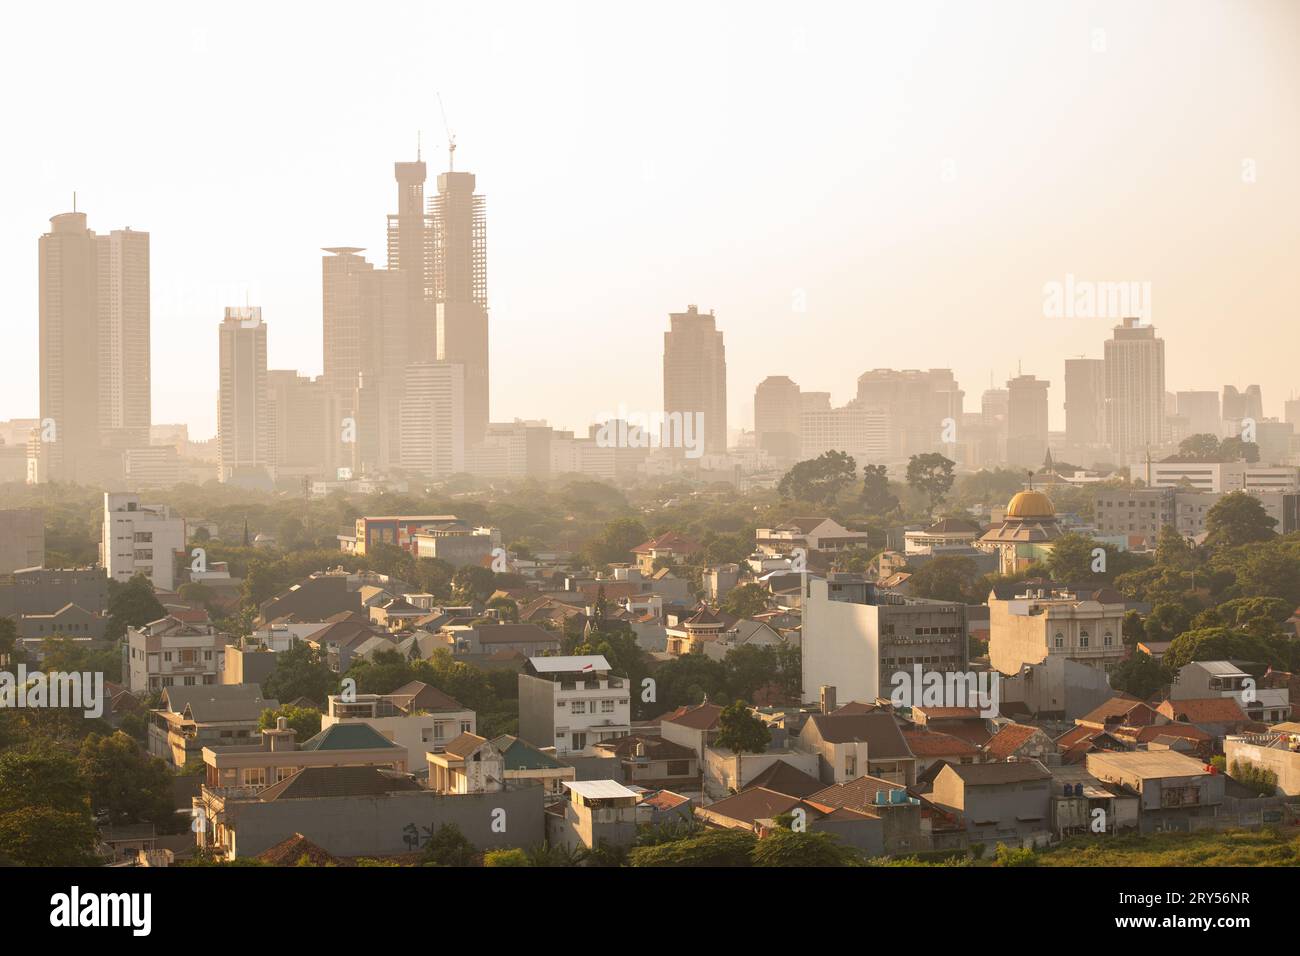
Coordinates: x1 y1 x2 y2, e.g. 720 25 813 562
437 93 456 171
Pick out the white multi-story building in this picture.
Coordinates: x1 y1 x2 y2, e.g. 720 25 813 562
125 616 230 695
1145 461 1299 494
518 656 631 756
101 492 185 591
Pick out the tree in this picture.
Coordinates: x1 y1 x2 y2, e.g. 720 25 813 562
714 700 771 789
104 574 166 641
777 451 857 506
261 642 337 707
1218 436 1260 463
1204 491 1276 550
1108 653 1170 700
487 596 519 623
452 565 496 604
860 463 899 515
1144 602 1192 644
421 823 478 867
628 828 756 866
78 732 175 828
723 645 780 702
906 453 956 509
1171 433 1221 461
0 617 16 665
721 583 769 619
906 555 981 603
1046 532 1106 583
0 807 99 866
584 517 649 567
750 829 857 867
0 746 89 816
259 705 322 741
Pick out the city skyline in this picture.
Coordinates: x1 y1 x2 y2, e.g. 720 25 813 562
3 1 1299 442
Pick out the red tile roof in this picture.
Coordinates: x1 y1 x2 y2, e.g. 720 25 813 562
982 723 1045 760
1157 697 1249 724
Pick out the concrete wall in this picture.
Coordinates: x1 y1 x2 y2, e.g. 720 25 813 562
1225 738 1300 796
225 785 545 859
517 674 556 750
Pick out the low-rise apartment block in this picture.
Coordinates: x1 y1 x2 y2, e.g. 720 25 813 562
125 616 231 694
517 655 631 756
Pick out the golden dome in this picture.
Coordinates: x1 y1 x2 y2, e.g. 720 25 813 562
1006 489 1055 519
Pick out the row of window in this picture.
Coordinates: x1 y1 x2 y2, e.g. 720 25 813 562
560 699 622 715
1053 630 1115 650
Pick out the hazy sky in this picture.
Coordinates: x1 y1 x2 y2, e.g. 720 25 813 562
3 0 1297 441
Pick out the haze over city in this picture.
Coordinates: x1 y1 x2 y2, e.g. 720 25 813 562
3 0 1299 440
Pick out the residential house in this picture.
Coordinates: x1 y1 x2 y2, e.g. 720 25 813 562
926 760 1054 849
592 734 699 790
1085 750 1225 833
427 733 504 794
754 517 871 557
320 682 475 771
125 616 231 695
490 734 575 799
148 684 279 768
798 711 917 786
1171 660 1291 724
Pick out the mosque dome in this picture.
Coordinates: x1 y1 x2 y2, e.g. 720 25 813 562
1005 489 1055 519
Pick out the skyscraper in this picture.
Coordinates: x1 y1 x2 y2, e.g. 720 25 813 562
399 362 466 478
663 305 727 455
430 166 489 444
37 210 151 483
1222 385 1263 425
218 308 270 484
97 228 151 446
321 247 410 473
1006 374 1050 468
1063 358 1106 447
387 157 435 363
1104 317 1166 464
754 375 802 462
1176 390 1222 438
855 368 964 460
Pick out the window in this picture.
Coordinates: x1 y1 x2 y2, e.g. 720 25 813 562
1054 633 1064 649
601 700 615 713
571 701 586 715
241 768 266 788
460 721 471 734
1079 630 1090 648
667 760 690 776
1104 631 1113 647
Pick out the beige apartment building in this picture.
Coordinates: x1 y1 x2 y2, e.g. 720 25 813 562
989 583 1126 676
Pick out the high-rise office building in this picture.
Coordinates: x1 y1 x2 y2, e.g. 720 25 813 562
1064 358 1106 447
1176 390 1222 439
267 370 333 478
754 375 802 462
1006 374 1050 468
1223 385 1264 424
217 308 270 484
855 369 964 460
321 247 410 474
430 167 489 445
38 210 150 483
1104 317 1166 464
663 305 727 455
399 362 466 478
97 228 151 446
